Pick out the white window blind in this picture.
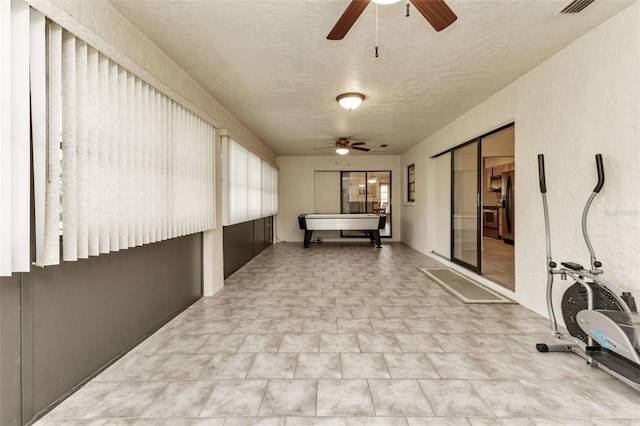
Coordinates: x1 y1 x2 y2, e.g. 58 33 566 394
33 22 215 267
223 137 278 226
0 0 32 277
247 152 262 220
262 160 278 217
228 139 249 224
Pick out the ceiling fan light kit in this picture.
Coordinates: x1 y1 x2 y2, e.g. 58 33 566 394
336 147 350 155
336 92 365 110
372 0 401 4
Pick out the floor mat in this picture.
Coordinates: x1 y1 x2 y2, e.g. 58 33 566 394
419 267 514 304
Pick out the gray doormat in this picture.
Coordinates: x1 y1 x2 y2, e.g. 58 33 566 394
419 268 514 304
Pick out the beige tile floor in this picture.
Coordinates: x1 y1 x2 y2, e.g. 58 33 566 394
481 237 515 291
35 242 640 425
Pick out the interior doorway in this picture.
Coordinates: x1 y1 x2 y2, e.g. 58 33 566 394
480 126 515 290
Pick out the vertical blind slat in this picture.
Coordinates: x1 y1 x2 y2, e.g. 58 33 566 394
31 9 47 267
0 0 11 275
126 73 135 247
133 77 142 246
149 87 158 244
141 82 150 244
97 54 110 253
108 60 120 251
118 68 128 249
75 40 89 259
44 22 62 266
87 46 99 256
61 30 78 261
10 0 31 272
160 95 167 241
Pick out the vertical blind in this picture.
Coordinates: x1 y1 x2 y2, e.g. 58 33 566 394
0 1 32 277
32 21 216 267
223 137 278 226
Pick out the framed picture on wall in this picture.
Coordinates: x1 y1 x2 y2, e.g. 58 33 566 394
358 188 366 196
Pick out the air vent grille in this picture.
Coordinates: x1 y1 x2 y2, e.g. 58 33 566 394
557 0 597 14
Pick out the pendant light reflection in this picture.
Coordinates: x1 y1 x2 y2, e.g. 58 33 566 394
368 173 378 184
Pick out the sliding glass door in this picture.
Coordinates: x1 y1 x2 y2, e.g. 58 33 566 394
451 141 480 271
340 171 391 237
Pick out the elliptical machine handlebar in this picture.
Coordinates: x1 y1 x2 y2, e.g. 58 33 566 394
583 154 604 270
538 154 547 194
594 153 605 193
538 154 556 269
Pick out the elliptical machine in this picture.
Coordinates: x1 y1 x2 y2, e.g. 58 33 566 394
536 153 640 392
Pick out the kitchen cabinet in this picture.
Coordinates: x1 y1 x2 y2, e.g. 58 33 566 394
492 166 501 176
484 168 492 192
509 162 515 171
500 164 510 173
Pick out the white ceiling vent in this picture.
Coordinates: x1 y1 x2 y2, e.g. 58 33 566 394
556 0 597 14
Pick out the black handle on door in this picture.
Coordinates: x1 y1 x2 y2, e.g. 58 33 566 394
506 176 512 234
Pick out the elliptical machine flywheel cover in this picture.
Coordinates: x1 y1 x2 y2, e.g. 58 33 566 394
561 282 624 343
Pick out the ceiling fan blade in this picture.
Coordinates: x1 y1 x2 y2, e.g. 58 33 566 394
350 141 366 146
327 0 371 40
314 146 336 150
410 0 457 32
352 146 370 152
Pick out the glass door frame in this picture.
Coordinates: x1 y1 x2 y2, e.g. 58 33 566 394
339 170 392 239
446 122 515 275
450 139 482 273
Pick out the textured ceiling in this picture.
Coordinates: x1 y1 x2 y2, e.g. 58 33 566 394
109 0 633 156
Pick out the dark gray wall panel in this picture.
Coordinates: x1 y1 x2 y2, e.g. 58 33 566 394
22 234 202 422
253 218 266 256
0 275 22 426
223 217 274 279
223 221 254 279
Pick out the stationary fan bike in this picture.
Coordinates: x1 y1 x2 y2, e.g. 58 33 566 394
536 153 640 392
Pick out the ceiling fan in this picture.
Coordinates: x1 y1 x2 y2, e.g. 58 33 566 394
314 138 371 154
327 0 457 40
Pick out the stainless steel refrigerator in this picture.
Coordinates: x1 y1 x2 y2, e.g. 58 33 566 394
501 171 515 245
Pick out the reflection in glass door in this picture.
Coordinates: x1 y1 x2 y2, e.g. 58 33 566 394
340 171 391 238
451 141 480 271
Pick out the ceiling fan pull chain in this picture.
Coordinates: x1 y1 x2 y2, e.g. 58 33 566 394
406 1 410 17
375 4 379 58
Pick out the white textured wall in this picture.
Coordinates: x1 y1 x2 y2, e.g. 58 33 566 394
401 3 640 317
26 0 276 295
277 155 402 243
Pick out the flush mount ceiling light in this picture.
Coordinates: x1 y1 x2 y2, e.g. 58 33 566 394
336 93 365 111
336 147 350 155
